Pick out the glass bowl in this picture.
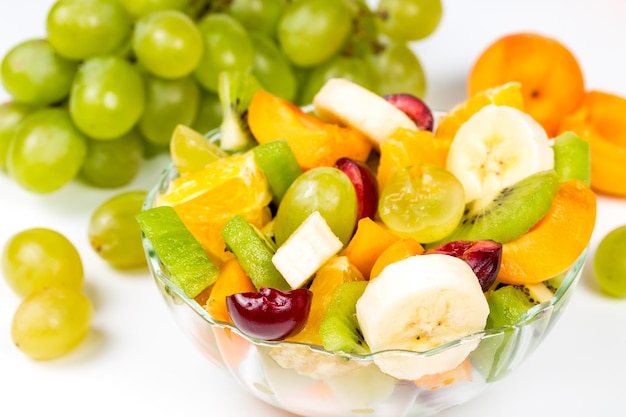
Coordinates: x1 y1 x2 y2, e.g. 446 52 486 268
141 133 587 417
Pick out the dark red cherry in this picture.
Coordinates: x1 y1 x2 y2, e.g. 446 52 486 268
226 287 313 341
334 157 379 221
428 240 502 291
384 93 434 132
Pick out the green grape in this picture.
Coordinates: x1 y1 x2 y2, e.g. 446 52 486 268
194 13 254 92
0 101 38 171
88 190 148 269
138 74 200 146
133 10 203 79
191 89 222 135
141 133 170 158
594 225 626 298
376 0 443 42
342 0 381 58
1 228 84 298
277 0 353 68
69 55 145 140
80 129 144 188
8 108 87 193
11 286 93 361
46 0 132 61
368 41 426 98
273 167 357 247
249 32 297 102
228 0 287 37
1 39 77 106
298 54 377 105
120 0 188 19
378 164 465 244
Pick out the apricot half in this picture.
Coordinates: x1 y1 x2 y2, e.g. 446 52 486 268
558 90 626 197
497 180 596 285
468 32 585 137
248 90 372 170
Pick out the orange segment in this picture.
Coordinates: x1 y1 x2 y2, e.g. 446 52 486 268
286 256 364 345
467 33 585 137
497 180 596 285
247 90 372 170
205 258 256 324
435 82 524 141
377 128 451 192
342 217 400 279
370 237 424 280
157 153 272 263
558 90 626 197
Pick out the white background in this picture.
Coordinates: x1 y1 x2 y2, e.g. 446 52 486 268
1 1 625 416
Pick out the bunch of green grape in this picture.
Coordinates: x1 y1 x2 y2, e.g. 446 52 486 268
0 0 442 194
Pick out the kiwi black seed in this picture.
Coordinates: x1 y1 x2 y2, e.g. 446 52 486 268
439 170 560 244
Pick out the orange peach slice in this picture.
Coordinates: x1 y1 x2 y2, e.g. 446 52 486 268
248 90 372 170
497 180 596 285
369 237 424 280
342 217 400 280
558 90 626 197
205 258 256 324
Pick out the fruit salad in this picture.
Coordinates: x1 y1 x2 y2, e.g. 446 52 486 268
137 77 595 389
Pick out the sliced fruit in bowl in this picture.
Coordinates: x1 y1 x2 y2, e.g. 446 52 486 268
137 76 595 417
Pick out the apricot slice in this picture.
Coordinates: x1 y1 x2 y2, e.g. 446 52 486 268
247 90 372 170
342 217 400 279
468 33 585 137
558 90 626 197
377 128 451 192
205 258 256 324
497 180 596 285
369 237 424 280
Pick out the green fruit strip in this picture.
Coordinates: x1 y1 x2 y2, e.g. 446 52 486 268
252 139 302 203
553 131 591 185
319 280 369 354
136 206 220 299
222 214 290 290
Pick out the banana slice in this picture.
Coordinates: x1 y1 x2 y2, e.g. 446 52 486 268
446 104 554 203
313 78 418 147
272 211 343 289
355 254 489 380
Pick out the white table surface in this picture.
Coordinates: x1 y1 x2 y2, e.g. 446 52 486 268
1 1 625 416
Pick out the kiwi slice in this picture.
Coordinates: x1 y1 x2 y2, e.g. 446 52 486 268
136 206 220 298
217 71 263 153
440 170 560 244
252 139 302 204
553 131 591 185
471 282 555 381
221 214 290 290
319 280 369 355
